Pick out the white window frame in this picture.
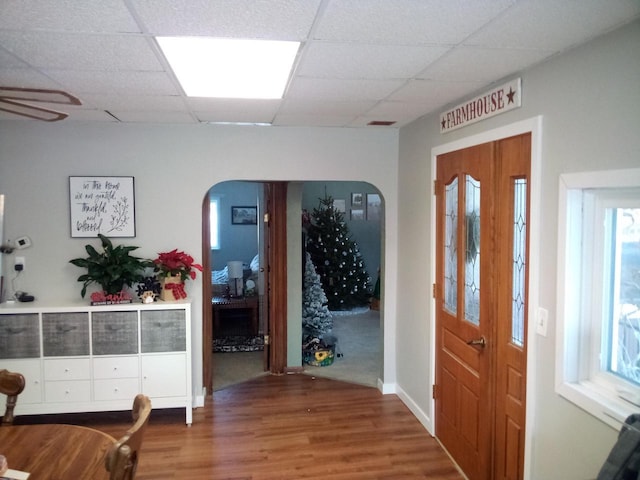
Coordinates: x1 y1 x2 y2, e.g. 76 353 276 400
210 196 220 250
556 168 640 430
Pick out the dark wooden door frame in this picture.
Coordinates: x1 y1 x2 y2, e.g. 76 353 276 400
202 196 213 394
202 182 289 393
266 182 288 374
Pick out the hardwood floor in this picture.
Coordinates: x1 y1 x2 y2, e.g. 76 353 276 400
15 375 463 479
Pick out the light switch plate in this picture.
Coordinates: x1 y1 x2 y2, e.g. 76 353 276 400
537 307 549 336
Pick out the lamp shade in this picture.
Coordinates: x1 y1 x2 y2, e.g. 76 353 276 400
227 261 243 279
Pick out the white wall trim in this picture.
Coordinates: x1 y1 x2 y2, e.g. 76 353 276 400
555 168 640 431
396 383 434 435
428 116 543 480
195 388 206 408
379 378 397 395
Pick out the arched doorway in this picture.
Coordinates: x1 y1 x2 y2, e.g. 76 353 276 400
202 180 384 393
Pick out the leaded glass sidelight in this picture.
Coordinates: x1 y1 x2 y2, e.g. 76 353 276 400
512 179 527 347
465 175 481 325
444 178 458 314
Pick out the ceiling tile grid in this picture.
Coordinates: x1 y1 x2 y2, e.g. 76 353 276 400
0 0 637 127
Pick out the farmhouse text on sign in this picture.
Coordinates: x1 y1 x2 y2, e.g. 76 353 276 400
440 78 521 133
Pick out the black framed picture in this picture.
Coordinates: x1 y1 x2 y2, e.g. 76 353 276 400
351 209 364 220
69 176 135 237
231 206 257 225
367 193 382 221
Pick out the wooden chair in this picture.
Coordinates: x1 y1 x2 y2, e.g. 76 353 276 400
105 394 152 480
0 369 26 426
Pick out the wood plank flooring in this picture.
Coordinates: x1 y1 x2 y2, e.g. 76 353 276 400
15 375 464 479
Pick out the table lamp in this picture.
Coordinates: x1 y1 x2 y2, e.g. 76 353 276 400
227 261 244 298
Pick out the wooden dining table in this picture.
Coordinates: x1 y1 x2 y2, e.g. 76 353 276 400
0 423 115 479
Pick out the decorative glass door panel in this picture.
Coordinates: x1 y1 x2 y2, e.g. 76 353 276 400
511 178 527 347
465 175 481 326
444 177 459 315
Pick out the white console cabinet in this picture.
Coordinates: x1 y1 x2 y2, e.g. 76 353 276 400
0 300 192 424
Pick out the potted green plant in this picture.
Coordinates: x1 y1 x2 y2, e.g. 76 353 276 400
69 234 154 301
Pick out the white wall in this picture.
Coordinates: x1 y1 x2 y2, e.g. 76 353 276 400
0 123 399 401
397 20 640 479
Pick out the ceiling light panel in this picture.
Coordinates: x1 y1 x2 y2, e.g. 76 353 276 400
157 37 300 99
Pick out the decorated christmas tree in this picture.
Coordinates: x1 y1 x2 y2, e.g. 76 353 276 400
301 252 332 336
306 194 371 310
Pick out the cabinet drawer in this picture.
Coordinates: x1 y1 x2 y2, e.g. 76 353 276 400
94 378 140 401
45 380 91 403
0 359 42 404
141 310 186 353
93 356 138 379
44 358 90 380
92 311 138 355
43 312 89 356
0 314 40 358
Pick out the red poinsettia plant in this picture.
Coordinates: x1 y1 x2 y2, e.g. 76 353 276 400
153 249 203 282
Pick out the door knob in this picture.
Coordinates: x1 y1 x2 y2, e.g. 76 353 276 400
466 336 486 348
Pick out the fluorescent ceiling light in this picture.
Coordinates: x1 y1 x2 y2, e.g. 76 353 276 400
157 37 300 99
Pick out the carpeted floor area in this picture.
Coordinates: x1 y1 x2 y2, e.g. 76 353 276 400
212 308 381 391
302 308 380 387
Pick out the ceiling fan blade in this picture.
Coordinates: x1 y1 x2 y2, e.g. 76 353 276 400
0 98 69 122
0 87 81 105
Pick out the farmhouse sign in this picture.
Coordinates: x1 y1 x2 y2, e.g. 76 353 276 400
440 78 521 133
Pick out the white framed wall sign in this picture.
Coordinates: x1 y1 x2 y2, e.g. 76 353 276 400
69 176 136 237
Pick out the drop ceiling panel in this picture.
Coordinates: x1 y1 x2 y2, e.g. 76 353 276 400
389 79 487 106
77 94 188 112
419 46 553 82
109 110 195 123
364 100 443 120
190 97 280 124
0 49 29 68
0 0 140 32
287 78 405 102
0 32 162 71
314 0 516 44
53 109 119 122
297 42 449 79
130 0 322 39
0 67 64 89
272 113 357 127
279 98 378 116
465 0 640 51
43 70 179 95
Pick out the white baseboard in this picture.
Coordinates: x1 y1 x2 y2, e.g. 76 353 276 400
378 378 396 394
395 384 434 435
193 387 206 408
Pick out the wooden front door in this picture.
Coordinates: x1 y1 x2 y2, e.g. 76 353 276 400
435 133 530 480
